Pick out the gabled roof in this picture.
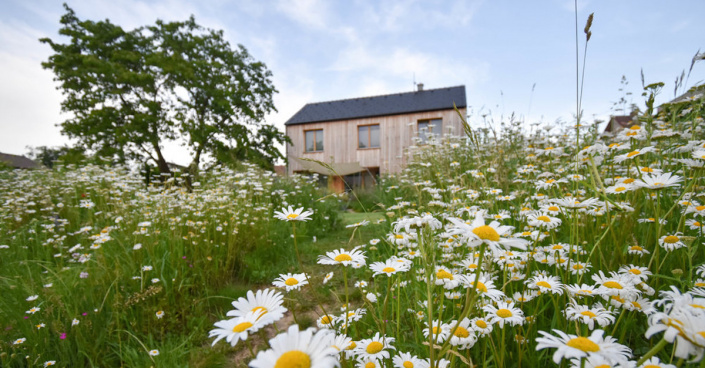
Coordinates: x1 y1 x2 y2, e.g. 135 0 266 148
0 152 44 169
285 85 466 126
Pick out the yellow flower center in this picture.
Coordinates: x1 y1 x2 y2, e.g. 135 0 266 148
566 337 600 352
365 363 376 368
537 216 551 222
382 267 396 273
580 311 596 318
436 270 453 280
641 167 654 173
334 254 352 262
573 264 585 270
629 269 641 275
696 206 705 211
496 309 513 318
626 150 640 157
536 281 552 288
274 350 311 368
623 178 635 184
252 306 268 319
475 320 487 329
285 278 299 286
366 341 383 354
630 246 643 251
395 234 404 239
232 322 253 333
454 326 470 338
631 302 642 309
615 187 627 192
630 125 641 130
286 213 299 220
663 235 679 244
547 206 559 212
603 281 623 289
403 361 414 368
475 281 488 293
472 225 500 242
690 303 705 309
347 342 357 350
320 315 333 324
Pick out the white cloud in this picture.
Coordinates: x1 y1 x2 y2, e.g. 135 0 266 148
275 0 330 29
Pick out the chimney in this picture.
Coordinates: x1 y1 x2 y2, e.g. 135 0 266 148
417 83 424 92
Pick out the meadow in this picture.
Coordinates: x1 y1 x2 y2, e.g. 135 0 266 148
2 89 705 368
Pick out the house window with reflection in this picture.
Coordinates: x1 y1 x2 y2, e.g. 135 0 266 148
418 119 442 143
358 124 380 149
305 129 324 152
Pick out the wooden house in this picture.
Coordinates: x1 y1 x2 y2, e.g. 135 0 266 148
0 152 44 169
284 85 467 191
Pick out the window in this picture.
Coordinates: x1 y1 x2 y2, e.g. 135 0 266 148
305 129 324 152
358 124 380 149
418 118 442 143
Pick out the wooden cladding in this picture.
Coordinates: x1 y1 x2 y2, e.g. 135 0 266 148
287 108 466 175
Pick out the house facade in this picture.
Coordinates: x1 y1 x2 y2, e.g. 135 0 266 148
284 85 467 187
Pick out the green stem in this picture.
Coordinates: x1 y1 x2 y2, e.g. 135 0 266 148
636 338 669 366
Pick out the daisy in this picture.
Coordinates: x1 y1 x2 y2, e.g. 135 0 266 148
458 273 505 301
228 288 287 326
148 350 159 356
323 272 334 284
273 273 309 292
527 274 564 295
446 213 529 254
274 206 314 222
633 172 683 190
434 266 460 289
592 271 640 299
482 301 524 328
249 324 339 368
618 264 652 282
13 338 26 345
369 258 410 277
209 310 265 346
614 146 656 163
448 318 477 348
44 361 57 367
658 233 686 252
565 284 602 298
423 319 451 343
564 301 615 330
636 357 676 368
470 316 494 336
525 212 562 230
357 357 383 368
318 246 366 268
26 306 40 314
536 329 632 365
337 308 366 328
627 245 650 256
316 314 337 329
393 352 427 368
355 333 396 361
330 333 353 354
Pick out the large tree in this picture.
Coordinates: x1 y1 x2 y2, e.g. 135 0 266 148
41 4 288 175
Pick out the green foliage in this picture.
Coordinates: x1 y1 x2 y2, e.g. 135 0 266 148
40 4 289 175
0 163 337 366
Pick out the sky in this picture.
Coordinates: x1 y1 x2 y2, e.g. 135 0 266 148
1 0 704 165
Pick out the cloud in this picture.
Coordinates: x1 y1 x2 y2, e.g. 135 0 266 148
361 0 482 32
275 0 330 29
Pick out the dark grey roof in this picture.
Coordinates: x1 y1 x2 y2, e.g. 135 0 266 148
285 85 466 126
0 152 44 169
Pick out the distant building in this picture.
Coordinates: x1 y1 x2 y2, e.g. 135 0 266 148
603 112 637 134
0 152 44 169
284 85 467 191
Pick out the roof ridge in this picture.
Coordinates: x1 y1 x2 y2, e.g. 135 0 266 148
303 85 465 106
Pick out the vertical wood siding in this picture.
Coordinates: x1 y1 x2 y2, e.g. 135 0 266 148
286 108 467 175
